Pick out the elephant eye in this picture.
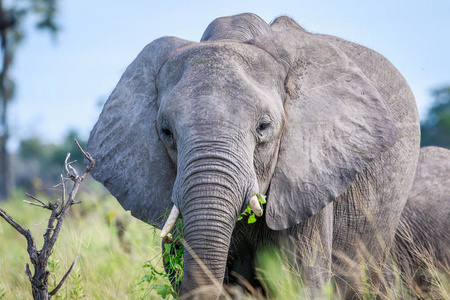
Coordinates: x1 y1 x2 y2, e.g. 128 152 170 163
159 121 176 148
160 119 173 137
257 122 271 131
255 116 274 144
161 127 172 137
256 118 272 134
160 124 176 150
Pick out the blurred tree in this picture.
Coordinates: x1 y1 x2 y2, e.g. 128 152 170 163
0 0 59 199
421 87 450 149
15 130 86 195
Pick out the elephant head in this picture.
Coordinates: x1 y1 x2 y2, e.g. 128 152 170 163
87 13 397 298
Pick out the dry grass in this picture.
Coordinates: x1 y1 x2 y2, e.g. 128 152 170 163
1 188 449 299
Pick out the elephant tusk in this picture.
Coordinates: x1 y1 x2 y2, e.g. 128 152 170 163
249 195 263 217
160 205 180 238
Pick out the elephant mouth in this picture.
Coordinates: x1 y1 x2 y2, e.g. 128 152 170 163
160 194 263 239
161 234 225 298
160 193 267 297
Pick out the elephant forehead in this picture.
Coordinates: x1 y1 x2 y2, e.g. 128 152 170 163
156 42 285 123
157 41 284 94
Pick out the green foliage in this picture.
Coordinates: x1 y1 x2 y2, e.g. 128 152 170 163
67 269 85 300
47 256 86 299
255 247 338 299
238 193 266 223
138 263 178 299
47 256 61 291
32 0 59 33
163 241 184 285
421 86 450 149
0 283 6 299
137 219 184 299
19 130 86 166
3 0 59 45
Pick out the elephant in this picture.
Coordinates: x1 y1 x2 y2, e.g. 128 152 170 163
87 13 420 299
393 146 450 298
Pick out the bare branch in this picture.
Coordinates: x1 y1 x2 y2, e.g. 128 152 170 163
25 193 47 207
75 138 95 174
0 207 32 240
47 187 77 249
57 175 66 216
42 198 60 249
25 263 33 282
22 200 50 209
46 141 95 255
32 218 50 226
64 153 71 175
68 165 79 179
0 208 39 264
49 255 78 296
64 152 80 180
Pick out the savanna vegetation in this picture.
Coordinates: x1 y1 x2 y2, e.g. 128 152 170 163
1 182 449 299
0 184 167 299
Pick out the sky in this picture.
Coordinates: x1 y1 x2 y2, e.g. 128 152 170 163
8 0 450 150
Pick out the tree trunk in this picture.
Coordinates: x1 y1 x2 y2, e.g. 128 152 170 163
0 4 13 200
0 134 10 200
32 287 49 300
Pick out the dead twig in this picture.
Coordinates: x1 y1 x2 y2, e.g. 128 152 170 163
57 175 66 216
25 193 48 208
49 255 78 296
0 139 95 299
0 208 39 265
22 200 49 209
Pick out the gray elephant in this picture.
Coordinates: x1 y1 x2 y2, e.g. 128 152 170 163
87 13 420 299
393 146 450 298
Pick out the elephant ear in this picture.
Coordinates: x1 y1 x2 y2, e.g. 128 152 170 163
262 17 399 230
87 37 193 228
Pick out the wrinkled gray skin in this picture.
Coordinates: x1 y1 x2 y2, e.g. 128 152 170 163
393 146 450 298
87 13 420 299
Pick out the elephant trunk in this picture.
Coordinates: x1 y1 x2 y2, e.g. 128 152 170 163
181 204 234 298
174 141 255 299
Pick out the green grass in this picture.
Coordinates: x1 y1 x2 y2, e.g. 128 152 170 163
0 186 168 299
1 186 449 299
